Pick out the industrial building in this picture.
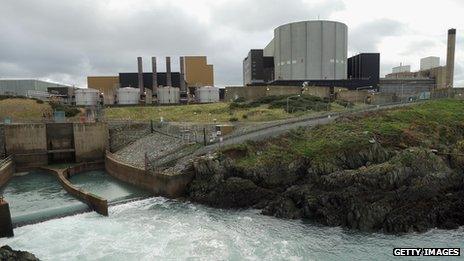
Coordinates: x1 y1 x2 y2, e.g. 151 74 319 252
86 76 119 104
379 29 456 99
420 56 440 71
87 56 214 105
119 72 183 90
347 53 380 88
0 79 71 97
392 65 411 73
243 49 274 85
183 56 214 87
265 20 348 81
242 20 379 90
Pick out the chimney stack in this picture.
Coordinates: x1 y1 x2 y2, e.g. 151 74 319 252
446 28 456 88
166 56 172 87
180 56 186 93
137 57 144 94
152 57 158 93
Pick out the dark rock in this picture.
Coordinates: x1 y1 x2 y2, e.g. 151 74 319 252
185 147 464 234
0 245 39 261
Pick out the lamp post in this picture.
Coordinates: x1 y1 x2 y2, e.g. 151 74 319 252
286 94 300 113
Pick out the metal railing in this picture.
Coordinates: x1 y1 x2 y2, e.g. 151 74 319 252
0 155 13 169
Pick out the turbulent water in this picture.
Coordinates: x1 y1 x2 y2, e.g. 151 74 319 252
1 197 463 260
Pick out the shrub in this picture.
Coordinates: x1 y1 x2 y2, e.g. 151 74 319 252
242 114 248 119
336 99 354 108
229 117 239 122
49 102 80 117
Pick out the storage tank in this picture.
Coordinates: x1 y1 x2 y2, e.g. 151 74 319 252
157 87 180 104
195 86 220 103
272 20 348 80
117 87 140 105
75 88 100 106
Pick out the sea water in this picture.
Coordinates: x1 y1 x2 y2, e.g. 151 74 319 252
1 197 463 260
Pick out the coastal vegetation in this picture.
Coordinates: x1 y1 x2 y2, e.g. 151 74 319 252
185 99 464 233
105 99 357 123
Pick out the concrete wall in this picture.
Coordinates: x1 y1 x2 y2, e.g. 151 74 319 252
0 201 13 237
4 123 108 169
224 86 301 101
105 152 194 198
0 157 14 188
0 157 15 237
40 164 108 216
337 90 369 103
73 122 108 162
4 124 47 169
47 123 75 163
0 124 5 158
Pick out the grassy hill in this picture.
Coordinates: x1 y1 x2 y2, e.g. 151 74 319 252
104 101 352 123
0 98 53 121
227 99 464 168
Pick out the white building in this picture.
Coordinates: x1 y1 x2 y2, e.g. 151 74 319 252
392 65 411 73
420 56 440 71
0 79 70 96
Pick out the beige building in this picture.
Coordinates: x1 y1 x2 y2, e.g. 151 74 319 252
87 76 119 105
183 56 214 87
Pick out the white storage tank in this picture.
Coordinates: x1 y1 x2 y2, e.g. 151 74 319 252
157 87 180 104
195 86 220 103
75 88 100 106
117 87 140 105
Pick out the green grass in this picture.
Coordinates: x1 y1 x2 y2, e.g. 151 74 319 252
104 102 353 123
225 99 464 168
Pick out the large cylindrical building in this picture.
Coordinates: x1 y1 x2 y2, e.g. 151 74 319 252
269 20 348 81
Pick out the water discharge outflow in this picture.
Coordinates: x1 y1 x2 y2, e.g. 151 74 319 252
0 170 151 226
0 197 463 260
0 170 87 226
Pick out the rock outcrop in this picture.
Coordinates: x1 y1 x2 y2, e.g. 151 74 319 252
0 245 39 261
185 147 464 234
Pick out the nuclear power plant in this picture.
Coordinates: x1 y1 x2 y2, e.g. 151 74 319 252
241 20 457 101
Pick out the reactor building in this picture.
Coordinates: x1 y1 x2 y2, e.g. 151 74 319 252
243 20 379 89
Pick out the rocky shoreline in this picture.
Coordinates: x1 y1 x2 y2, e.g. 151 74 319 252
0 245 39 261
183 102 464 234
184 146 464 234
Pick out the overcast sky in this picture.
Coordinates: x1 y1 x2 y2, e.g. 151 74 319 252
0 0 462 87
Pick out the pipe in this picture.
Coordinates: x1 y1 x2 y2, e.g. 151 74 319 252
166 56 172 87
180 56 186 93
152 57 158 93
137 57 144 94
446 28 456 88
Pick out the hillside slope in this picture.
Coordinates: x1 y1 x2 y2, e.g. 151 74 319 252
185 99 464 233
0 98 52 121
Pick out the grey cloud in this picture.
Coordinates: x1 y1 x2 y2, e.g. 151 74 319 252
349 19 406 53
0 0 221 85
398 40 437 56
211 0 346 32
